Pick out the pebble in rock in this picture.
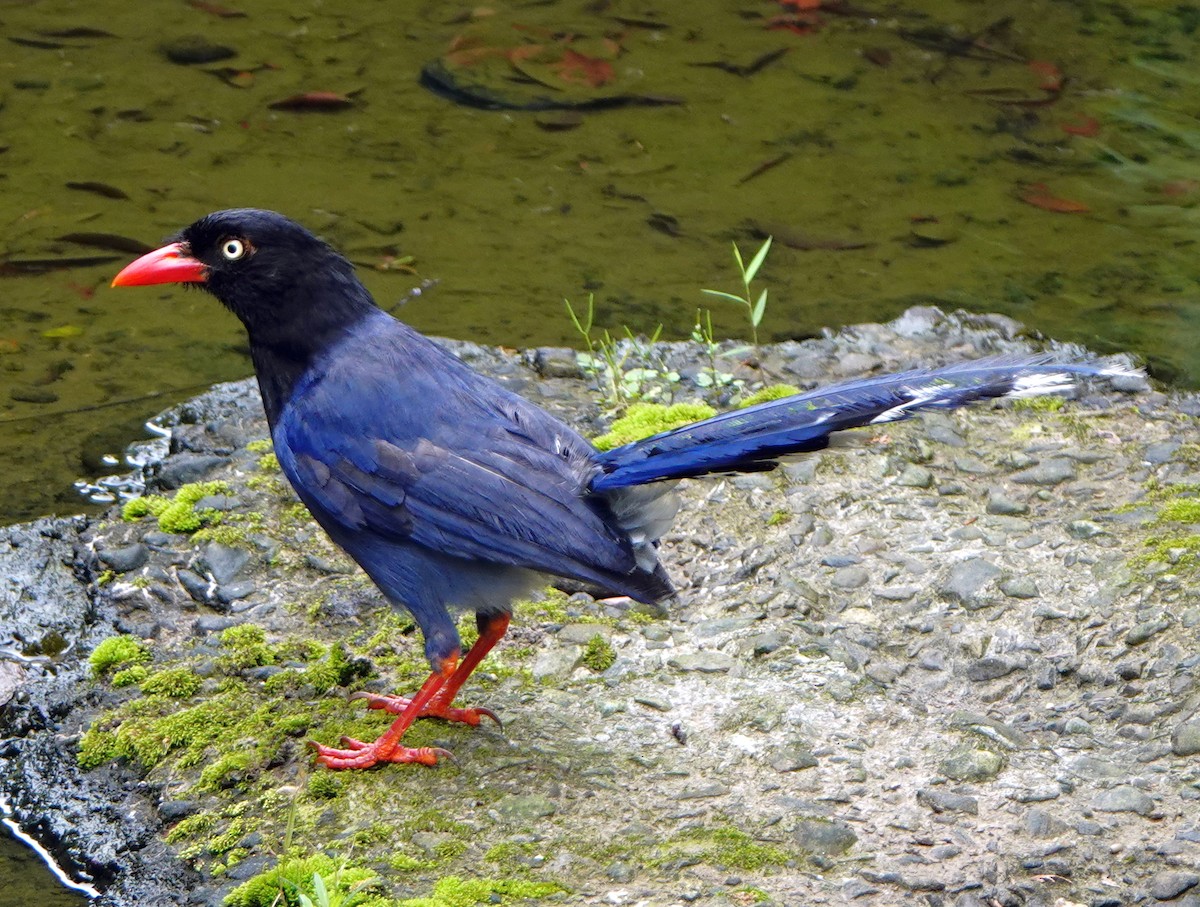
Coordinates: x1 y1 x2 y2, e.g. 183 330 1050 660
1172 717 1200 757
1011 458 1076 486
940 558 1002 611
1092 785 1155 816
1150 871 1200 901
793 819 857 856
940 743 1004 782
916 788 978 815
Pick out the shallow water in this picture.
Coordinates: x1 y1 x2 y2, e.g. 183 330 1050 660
1 0 1198 893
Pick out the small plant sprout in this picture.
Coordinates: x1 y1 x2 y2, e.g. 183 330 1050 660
565 294 672 408
702 235 773 346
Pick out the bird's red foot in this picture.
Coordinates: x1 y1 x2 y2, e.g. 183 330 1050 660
349 690 501 728
308 736 452 770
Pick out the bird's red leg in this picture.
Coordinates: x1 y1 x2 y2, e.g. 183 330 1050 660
350 612 510 727
310 659 455 770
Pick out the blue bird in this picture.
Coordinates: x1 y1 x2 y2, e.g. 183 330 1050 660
112 209 1134 769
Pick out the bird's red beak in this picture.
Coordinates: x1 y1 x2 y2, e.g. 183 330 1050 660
111 242 208 287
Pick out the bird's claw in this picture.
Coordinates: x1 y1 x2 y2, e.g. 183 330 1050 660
347 690 500 727
308 738 452 770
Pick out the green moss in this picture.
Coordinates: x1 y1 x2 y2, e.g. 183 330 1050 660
96 569 116 586
738 383 800 408
1159 497 1200 523
245 439 274 454
139 666 203 698
123 481 232 534
766 509 790 526
1010 395 1067 412
223 855 379 907
198 751 256 791
395 876 567 907
112 665 149 687
219 624 278 669
592 401 717 451
90 635 151 676
305 771 344 800
165 811 219 844
257 452 281 472
581 635 616 672
192 524 255 547
649 826 794 872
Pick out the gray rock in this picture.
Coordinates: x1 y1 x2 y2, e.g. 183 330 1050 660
673 782 729 800
916 788 978 815
941 743 1003 782
99 543 149 574
1172 717 1200 757
830 566 870 589
940 558 1001 610
986 492 1029 515
1150 871 1200 900
895 465 934 488
999 576 1039 599
493 794 556 822
793 819 857 856
531 347 583 379
197 542 252 585
1011 458 1076 486
668 651 736 673
1127 617 1172 646
966 656 1021 681
1092 785 1155 816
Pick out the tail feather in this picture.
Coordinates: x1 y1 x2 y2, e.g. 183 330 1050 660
590 355 1138 492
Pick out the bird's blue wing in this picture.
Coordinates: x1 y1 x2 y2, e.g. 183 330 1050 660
271 325 653 594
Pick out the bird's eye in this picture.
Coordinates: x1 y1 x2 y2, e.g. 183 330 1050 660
221 238 247 261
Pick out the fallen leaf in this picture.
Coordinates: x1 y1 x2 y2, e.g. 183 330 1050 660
186 0 247 17
1019 183 1089 213
1027 59 1062 92
1061 115 1099 137
553 49 614 87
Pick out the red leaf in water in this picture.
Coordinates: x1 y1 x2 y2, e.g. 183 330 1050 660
186 0 246 17
766 13 821 34
1162 179 1200 199
268 91 353 111
1019 183 1089 213
553 49 614 87
1027 60 1062 92
1061 115 1099 137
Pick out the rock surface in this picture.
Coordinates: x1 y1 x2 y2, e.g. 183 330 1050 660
3 307 1199 907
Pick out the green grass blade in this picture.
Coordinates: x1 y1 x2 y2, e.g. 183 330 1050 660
743 236 773 284
701 289 747 304
751 288 768 327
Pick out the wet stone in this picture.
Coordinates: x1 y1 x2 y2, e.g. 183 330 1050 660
895 465 934 488
532 347 583 379
99 542 148 573
198 542 252 585
1127 618 1172 646
177 568 213 603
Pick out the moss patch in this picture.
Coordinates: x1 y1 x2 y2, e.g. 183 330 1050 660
121 480 233 534
89 634 151 676
738 383 800 408
591 401 717 451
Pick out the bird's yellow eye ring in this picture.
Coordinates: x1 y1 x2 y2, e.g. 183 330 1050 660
221 238 247 260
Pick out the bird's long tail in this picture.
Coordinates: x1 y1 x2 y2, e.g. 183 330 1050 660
589 355 1139 492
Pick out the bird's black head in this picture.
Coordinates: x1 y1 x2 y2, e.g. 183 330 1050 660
113 208 381 423
114 208 376 339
